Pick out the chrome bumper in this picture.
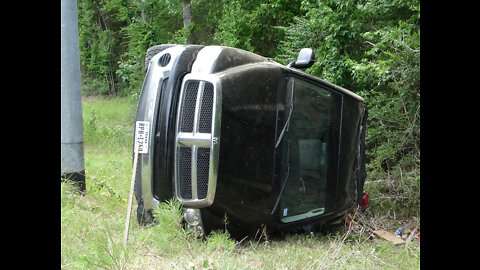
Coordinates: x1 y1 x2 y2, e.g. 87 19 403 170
135 46 186 213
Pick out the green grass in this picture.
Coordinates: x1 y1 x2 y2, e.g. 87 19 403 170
61 95 420 269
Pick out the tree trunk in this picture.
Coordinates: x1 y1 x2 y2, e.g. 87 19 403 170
182 0 193 44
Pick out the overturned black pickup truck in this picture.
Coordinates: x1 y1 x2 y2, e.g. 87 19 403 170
133 44 367 238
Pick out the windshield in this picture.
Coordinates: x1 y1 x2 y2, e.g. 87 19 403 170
276 78 341 223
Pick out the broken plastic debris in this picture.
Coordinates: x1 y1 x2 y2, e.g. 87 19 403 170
394 226 404 237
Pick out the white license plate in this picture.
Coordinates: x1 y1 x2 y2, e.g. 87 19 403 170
134 121 150 154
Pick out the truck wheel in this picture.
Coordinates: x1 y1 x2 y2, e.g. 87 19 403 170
143 44 178 73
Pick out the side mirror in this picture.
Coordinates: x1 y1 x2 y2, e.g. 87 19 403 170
287 48 315 69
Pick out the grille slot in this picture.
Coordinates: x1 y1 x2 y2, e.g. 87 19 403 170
196 148 210 199
179 81 199 132
152 78 168 199
178 147 192 199
199 83 214 133
158 53 171 67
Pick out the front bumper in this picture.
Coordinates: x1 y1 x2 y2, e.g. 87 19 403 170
134 46 187 214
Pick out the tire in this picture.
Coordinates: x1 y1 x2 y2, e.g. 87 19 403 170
143 44 178 73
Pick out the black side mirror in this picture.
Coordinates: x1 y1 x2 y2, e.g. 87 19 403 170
287 48 315 69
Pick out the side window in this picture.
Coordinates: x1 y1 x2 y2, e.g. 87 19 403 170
277 77 341 222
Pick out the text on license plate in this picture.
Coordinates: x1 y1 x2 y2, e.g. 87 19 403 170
135 121 150 154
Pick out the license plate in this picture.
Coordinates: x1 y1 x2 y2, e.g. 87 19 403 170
134 121 150 154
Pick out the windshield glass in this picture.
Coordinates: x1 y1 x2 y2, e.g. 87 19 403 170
277 78 340 222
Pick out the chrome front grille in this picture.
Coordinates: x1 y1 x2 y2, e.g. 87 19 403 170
175 75 221 207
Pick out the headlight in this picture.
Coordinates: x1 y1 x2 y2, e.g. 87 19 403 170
184 208 201 226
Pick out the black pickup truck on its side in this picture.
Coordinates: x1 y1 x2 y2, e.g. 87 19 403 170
133 44 367 238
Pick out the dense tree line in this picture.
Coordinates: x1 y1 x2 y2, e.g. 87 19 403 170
78 0 420 193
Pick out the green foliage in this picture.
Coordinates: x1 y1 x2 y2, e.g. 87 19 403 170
189 0 223 45
277 0 420 179
78 0 126 95
206 230 236 252
214 0 302 57
78 0 183 97
117 0 183 96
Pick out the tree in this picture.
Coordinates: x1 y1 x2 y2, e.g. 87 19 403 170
78 0 129 95
182 0 193 44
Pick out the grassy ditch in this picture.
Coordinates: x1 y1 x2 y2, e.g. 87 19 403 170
60 96 420 269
